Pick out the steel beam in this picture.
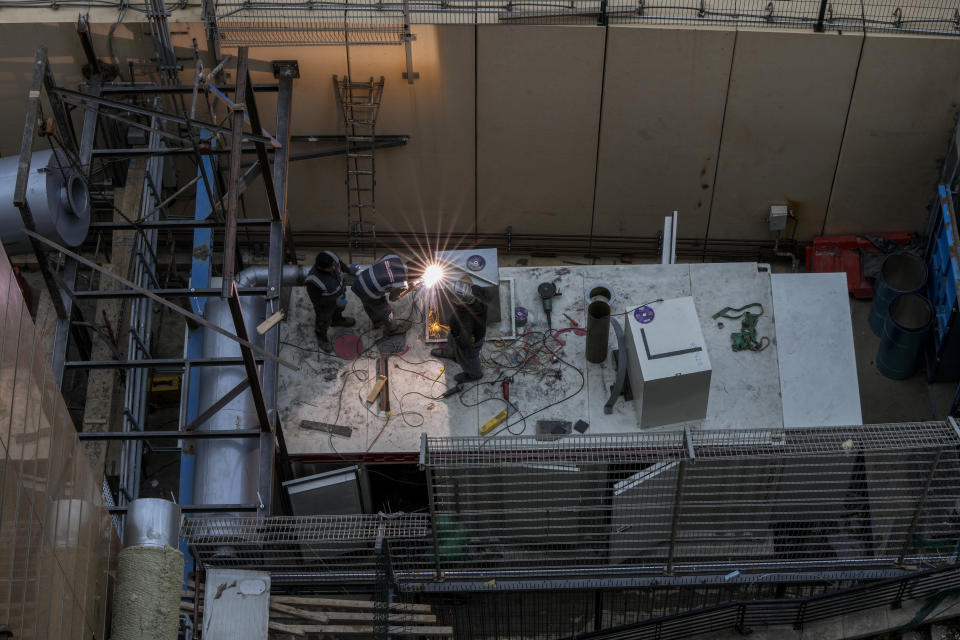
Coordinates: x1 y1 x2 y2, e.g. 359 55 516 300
226 281 271 432
244 65 281 221
109 504 257 514
221 47 249 297
181 378 250 433
24 230 297 370
54 87 272 144
79 429 260 441
89 217 272 231
89 136 410 158
258 62 297 517
64 357 261 370
99 83 280 95
43 51 78 155
16 47 67 320
52 72 104 386
74 287 268 299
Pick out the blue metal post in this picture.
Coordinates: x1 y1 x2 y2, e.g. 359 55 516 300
179 131 216 584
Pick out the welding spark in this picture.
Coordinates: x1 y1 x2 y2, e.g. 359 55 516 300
422 264 446 288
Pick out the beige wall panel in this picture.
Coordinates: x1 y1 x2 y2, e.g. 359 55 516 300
708 30 862 241
0 21 160 157
237 25 476 239
593 26 734 239
477 25 605 236
825 34 960 235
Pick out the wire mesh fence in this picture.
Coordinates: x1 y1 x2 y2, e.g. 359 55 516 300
183 423 960 587
182 514 436 583
423 423 960 578
209 0 960 44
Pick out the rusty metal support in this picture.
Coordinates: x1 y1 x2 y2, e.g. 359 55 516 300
243 65 281 222
225 281 271 432
24 229 297 371
221 47 249 298
16 47 67 320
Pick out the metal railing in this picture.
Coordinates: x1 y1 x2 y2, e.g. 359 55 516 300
423 423 960 579
562 562 960 639
184 422 960 589
209 0 960 45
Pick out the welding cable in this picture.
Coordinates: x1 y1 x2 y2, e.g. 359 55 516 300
477 328 586 441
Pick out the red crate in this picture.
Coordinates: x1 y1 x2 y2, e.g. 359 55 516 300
804 233 913 298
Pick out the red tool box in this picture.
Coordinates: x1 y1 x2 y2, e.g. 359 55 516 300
804 233 913 298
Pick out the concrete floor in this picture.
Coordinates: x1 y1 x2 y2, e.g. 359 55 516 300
849 296 956 423
15 252 959 432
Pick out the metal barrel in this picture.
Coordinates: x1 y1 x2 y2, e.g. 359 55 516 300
876 293 933 380
125 498 182 549
869 253 927 336
586 300 611 364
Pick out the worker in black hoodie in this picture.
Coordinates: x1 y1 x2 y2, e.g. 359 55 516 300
430 279 487 383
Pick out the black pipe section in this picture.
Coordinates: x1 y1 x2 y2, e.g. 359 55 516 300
586 300 611 364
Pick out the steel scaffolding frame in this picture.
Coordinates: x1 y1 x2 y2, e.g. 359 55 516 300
17 32 302 525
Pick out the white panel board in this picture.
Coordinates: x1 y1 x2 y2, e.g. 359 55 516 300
203 569 270 640
772 272 862 427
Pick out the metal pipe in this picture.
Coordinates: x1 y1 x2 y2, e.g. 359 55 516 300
125 498 182 548
192 265 308 513
585 300 611 364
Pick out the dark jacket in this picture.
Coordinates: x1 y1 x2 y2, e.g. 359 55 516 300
306 251 350 308
449 292 487 347
352 254 406 300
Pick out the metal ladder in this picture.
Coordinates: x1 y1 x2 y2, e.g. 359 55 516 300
334 75 385 262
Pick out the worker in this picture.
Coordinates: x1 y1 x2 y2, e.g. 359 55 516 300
431 280 487 383
350 253 415 336
305 251 356 353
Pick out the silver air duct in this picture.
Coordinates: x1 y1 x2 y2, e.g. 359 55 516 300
193 265 309 512
0 149 91 254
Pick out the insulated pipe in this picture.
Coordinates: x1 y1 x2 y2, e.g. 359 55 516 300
112 498 183 640
192 265 309 513
0 149 91 254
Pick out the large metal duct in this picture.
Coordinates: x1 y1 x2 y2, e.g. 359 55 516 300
0 149 91 254
193 265 309 512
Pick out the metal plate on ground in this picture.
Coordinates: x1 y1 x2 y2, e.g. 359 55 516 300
203 569 270 640
772 272 862 427
536 420 572 441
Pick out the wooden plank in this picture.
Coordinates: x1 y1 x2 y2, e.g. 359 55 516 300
257 310 284 335
325 611 437 624
269 602 329 624
269 596 432 613
271 610 436 625
269 621 306 637
300 625 453 636
365 375 387 403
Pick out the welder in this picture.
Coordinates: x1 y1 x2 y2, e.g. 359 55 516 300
431 279 487 383
351 253 417 336
305 250 356 353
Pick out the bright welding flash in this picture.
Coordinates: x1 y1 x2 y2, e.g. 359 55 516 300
422 264 445 288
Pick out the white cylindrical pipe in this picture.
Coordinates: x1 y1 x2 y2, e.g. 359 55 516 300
125 498 181 549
